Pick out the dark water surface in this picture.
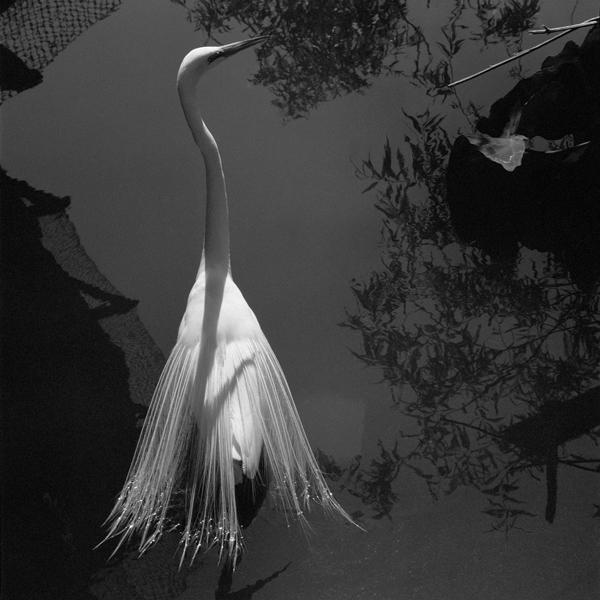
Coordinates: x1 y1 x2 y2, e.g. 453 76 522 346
1 1 598 598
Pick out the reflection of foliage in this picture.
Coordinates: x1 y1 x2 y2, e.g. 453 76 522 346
481 473 536 532
176 0 419 118
342 110 600 530
472 0 541 43
344 441 402 520
469 0 543 81
318 445 402 521
174 0 542 117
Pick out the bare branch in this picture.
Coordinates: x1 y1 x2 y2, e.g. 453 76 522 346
447 17 598 88
530 16 599 35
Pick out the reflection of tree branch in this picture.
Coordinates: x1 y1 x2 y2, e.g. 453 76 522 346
558 461 600 474
442 407 598 524
401 381 599 527
545 452 558 523
439 415 503 440
448 17 598 87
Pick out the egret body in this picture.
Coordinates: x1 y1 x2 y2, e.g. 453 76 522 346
105 38 354 565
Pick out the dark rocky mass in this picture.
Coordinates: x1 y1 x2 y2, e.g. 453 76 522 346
446 25 600 291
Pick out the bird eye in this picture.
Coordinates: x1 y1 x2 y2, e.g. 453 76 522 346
208 50 224 64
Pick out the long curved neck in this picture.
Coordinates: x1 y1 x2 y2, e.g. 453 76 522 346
178 79 230 276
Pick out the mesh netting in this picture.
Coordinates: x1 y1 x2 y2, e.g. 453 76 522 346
1 167 166 405
0 0 122 102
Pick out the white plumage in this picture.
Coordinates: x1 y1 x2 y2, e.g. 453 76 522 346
105 38 355 566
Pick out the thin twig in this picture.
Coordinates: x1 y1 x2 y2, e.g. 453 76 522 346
530 16 599 35
557 460 600 474
447 16 598 88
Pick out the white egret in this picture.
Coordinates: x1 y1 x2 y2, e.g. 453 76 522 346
105 37 355 566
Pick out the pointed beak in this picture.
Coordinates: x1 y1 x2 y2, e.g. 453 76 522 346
219 36 269 59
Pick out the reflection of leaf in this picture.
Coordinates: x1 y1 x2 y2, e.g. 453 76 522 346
403 110 423 134
382 139 394 179
437 36 464 59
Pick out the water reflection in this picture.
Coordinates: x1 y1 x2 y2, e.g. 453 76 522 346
1 1 598 599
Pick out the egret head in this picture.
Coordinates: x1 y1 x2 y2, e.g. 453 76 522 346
177 37 268 87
